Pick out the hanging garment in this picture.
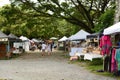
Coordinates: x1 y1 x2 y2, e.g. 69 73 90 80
109 50 112 72
99 35 112 56
111 48 117 72
115 49 120 71
103 55 110 72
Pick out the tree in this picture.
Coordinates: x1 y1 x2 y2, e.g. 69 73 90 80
114 0 120 23
9 0 115 33
94 9 115 32
0 5 76 39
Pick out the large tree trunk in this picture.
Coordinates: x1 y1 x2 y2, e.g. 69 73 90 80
114 0 120 23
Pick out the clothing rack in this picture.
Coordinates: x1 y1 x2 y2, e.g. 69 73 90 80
110 47 120 76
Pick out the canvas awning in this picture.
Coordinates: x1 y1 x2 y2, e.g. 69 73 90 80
67 29 90 40
8 33 19 39
103 22 120 35
0 31 8 38
58 36 68 42
19 36 29 41
31 38 41 43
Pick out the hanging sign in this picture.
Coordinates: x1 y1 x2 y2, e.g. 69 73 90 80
0 38 8 41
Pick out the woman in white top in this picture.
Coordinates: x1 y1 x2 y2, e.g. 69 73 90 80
41 42 47 56
47 43 52 55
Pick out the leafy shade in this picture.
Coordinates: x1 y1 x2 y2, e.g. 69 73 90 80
0 5 77 39
94 9 115 32
9 0 115 33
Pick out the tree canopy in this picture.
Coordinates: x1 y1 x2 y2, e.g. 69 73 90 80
9 0 115 33
0 5 77 39
0 0 116 39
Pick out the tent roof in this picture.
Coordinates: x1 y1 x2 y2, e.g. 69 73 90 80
103 22 120 35
58 36 68 42
67 35 74 40
31 38 42 43
68 29 90 40
19 36 29 41
8 33 19 39
86 32 100 39
0 31 8 38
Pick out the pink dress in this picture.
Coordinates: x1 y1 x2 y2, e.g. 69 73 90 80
111 48 117 72
99 35 112 56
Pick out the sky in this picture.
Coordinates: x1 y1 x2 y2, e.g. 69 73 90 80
0 0 10 7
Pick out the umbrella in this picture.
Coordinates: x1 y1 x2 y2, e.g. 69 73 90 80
50 37 58 40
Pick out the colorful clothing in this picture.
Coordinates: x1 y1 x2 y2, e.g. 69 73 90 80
99 35 112 56
111 48 117 72
115 49 120 70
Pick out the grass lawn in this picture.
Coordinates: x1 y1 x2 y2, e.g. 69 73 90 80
63 52 120 79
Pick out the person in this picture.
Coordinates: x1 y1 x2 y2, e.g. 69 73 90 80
30 43 37 51
41 42 47 56
38 43 42 51
46 43 52 56
51 41 54 51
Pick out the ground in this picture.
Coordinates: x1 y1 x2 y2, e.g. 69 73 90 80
0 50 117 80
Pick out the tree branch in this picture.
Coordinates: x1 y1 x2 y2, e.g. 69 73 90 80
88 0 93 13
76 0 94 28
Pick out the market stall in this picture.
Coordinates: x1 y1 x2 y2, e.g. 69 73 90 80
8 33 23 54
67 29 90 41
103 22 120 35
68 30 103 61
101 22 120 73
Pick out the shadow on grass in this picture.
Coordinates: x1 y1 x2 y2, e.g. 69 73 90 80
50 50 120 79
66 56 119 79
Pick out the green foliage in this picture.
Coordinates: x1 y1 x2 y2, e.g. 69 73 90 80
89 58 103 65
0 0 116 39
0 5 77 39
9 0 116 33
94 9 115 32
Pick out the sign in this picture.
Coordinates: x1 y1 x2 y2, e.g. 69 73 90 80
0 38 8 41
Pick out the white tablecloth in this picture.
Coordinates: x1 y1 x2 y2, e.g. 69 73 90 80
69 47 84 56
13 49 22 54
84 53 102 61
75 52 85 57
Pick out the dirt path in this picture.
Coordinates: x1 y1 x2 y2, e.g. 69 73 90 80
0 50 117 80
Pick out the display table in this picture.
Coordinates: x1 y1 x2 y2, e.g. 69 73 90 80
84 53 102 61
69 47 84 56
69 47 102 61
13 49 22 54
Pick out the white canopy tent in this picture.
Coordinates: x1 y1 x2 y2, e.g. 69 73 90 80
67 29 90 40
8 33 19 39
0 31 8 38
19 36 29 41
67 35 74 41
58 36 68 42
19 36 30 51
103 22 120 35
31 38 41 43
